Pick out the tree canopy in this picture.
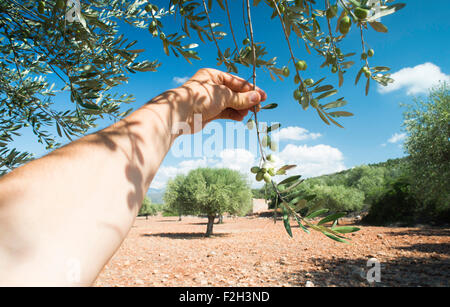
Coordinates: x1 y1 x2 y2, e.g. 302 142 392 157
403 82 450 216
164 167 252 236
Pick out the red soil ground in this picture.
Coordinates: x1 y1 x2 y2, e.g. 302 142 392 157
94 214 450 287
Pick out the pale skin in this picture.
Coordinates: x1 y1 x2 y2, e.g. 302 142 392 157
0 68 267 286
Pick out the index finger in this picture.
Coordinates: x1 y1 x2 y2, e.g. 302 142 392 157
218 71 267 102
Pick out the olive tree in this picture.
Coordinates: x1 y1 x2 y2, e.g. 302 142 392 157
1 0 406 242
403 82 450 216
164 168 252 236
138 195 157 219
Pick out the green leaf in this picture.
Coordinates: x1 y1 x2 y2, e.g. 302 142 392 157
331 226 360 234
127 49 145 53
278 175 301 185
321 100 347 110
280 179 303 194
355 68 363 85
261 103 278 110
277 164 297 172
216 0 225 10
294 215 310 234
323 112 344 128
316 90 338 100
369 21 388 33
282 205 293 238
318 212 347 225
317 109 330 125
328 111 354 117
313 85 333 93
293 199 307 212
365 77 370 96
266 123 281 132
306 208 329 219
323 232 349 244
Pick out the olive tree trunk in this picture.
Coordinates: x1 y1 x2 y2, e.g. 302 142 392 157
205 215 215 237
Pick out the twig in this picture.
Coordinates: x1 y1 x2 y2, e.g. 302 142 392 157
270 0 305 87
201 0 225 61
3 26 23 84
245 0 266 163
359 24 369 67
242 0 249 38
224 0 239 54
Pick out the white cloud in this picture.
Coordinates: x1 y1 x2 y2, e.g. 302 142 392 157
151 149 256 189
378 62 449 95
173 76 189 85
272 126 321 141
216 148 256 174
277 144 346 178
151 144 347 189
151 157 209 189
388 132 406 144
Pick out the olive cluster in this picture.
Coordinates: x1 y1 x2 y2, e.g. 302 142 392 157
250 154 281 183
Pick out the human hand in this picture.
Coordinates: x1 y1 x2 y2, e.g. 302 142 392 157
158 68 267 134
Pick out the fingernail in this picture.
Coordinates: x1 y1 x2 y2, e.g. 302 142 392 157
249 91 260 104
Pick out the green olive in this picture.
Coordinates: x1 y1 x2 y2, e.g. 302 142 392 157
361 52 368 60
339 16 351 34
295 60 307 71
367 49 375 57
331 65 338 73
243 38 250 45
354 7 369 20
293 89 302 101
251 166 260 174
282 66 290 77
256 172 264 182
304 78 314 86
263 173 272 183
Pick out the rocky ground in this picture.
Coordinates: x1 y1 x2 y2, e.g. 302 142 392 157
94 214 450 287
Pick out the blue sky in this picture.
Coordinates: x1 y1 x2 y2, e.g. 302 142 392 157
13 0 450 189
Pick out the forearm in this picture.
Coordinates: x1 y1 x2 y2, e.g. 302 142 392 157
0 90 184 285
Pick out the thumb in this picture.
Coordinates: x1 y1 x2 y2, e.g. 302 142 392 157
227 90 261 110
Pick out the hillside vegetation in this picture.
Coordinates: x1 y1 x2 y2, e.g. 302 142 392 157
255 156 448 226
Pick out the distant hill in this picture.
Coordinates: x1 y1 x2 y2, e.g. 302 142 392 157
147 188 165 204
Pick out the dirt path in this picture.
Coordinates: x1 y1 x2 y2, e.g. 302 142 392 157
94 215 450 287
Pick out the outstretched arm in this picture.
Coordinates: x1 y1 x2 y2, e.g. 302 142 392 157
0 68 266 286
